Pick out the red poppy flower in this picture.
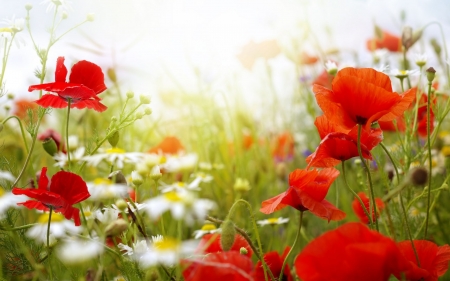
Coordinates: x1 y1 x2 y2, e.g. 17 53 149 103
417 94 435 138
196 233 253 258
396 240 450 281
378 116 407 133
253 247 293 281
183 251 254 281
366 30 402 52
352 192 385 224
314 67 416 131
29 57 107 112
12 167 90 226
306 115 383 168
272 132 295 162
294 222 409 281
260 168 345 222
148 136 184 155
298 52 319 65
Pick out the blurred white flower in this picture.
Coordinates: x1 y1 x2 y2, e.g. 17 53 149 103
57 237 103 264
53 147 85 169
111 201 146 213
87 178 129 201
0 170 15 181
257 217 289 226
95 208 119 225
0 187 28 219
143 191 216 225
83 148 144 169
27 213 81 244
192 223 221 239
161 153 198 173
2 15 24 33
40 0 72 12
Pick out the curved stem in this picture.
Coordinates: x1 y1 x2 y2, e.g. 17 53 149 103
279 211 303 281
380 142 400 185
224 199 275 281
357 125 378 230
2 115 29 153
66 99 71 171
342 161 373 225
424 81 433 238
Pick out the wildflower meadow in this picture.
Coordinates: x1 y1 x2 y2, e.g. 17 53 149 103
2 0 450 280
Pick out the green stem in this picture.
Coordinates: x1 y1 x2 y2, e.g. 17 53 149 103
414 190 442 239
424 81 433 238
0 33 16 90
398 192 421 267
2 116 29 153
279 211 303 281
356 125 378 230
342 162 373 225
380 142 400 184
66 99 71 171
47 207 53 248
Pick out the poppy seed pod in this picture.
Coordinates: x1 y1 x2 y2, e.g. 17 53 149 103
408 167 428 186
239 247 248 255
107 68 117 83
105 219 128 237
42 137 58 156
220 220 236 252
108 170 127 184
426 67 436 83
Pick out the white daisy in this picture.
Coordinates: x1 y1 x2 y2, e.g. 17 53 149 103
83 148 145 169
53 147 85 169
192 223 221 239
95 208 119 225
257 217 289 226
158 179 201 193
142 191 216 226
161 153 198 173
0 170 15 181
56 237 103 264
26 213 81 244
0 187 28 219
110 201 146 213
87 178 129 201
40 0 72 12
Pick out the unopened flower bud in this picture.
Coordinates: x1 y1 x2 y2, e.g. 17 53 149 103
144 107 152 115
402 26 413 50
136 112 144 119
68 135 79 150
140 95 151 104
111 116 118 123
150 165 162 181
86 13 95 22
42 137 58 156
220 220 236 251
108 170 127 184
126 91 134 99
107 68 117 83
61 11 68 19
408 167 428 186
7 93 14 99
131 170 144 186
4 105 10 111
25 3 33 10
426 67 436 83
442 183 449 191
105 219 128 237
108 131 119 147
239 247 248 255
115 199 128 211
233 178 251 192
430 38 441 57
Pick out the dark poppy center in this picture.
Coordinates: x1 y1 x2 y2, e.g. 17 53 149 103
355 115 368 125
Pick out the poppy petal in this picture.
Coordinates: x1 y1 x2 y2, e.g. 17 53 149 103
38 167 49 191
71 99 107 112
54 57 67 83
50 171 90 205
69 60 107 95
35 94 68 109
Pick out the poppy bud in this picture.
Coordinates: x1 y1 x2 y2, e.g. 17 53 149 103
105 219 128 237
220 220 236 252
426 67 436 83
108 170 127 184
108 131 119 147
42 137 58 156
402 26 413 50
408 167 428 186
107 68 117 83
430 38 441 57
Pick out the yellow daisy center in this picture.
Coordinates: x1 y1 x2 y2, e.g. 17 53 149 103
442 146 450 157
94 178 113 185
267 218 280 224
201 224 217 231
154 238 179 250
164 192 182 202
0 186 5 197
38 213 65 224
106 148 125 154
